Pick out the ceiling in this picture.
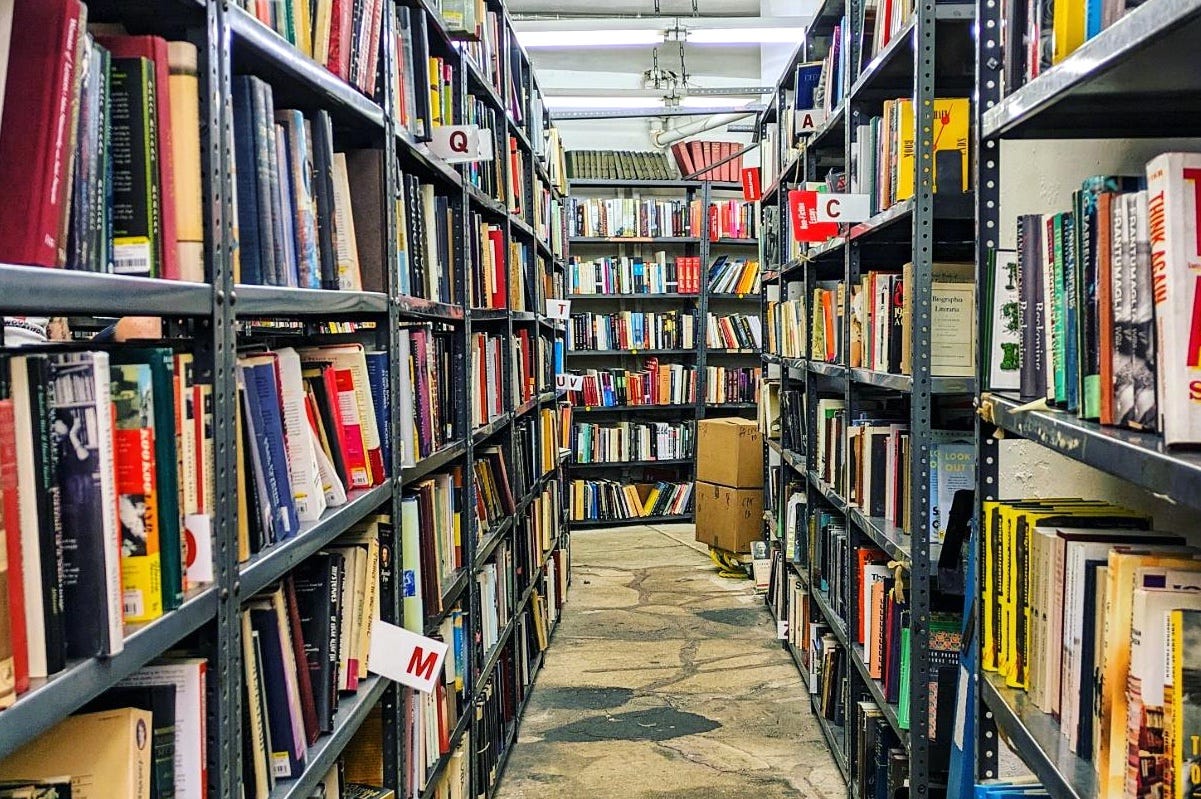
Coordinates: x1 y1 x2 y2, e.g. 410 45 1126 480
514 0 816 151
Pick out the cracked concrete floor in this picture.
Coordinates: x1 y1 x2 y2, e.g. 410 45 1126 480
495 523 844 799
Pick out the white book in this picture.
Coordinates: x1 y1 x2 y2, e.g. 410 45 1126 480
330 153 362 291
121 658 208 799
1146 153 1201 444
274 348 328 522
400 496 424 633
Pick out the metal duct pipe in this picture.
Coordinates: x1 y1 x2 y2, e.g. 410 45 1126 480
650 111 755 148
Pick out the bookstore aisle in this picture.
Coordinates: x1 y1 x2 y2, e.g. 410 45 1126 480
495 523 843 799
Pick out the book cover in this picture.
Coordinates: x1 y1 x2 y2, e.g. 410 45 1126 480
50 353 122 659
80 683 176 799
248 600 307 780
109 56 162 278
111 362 164 623
1172 608 1201 799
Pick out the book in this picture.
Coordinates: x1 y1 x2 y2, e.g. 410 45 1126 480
80 683 176 799
0 708 153 799
120 658 207 799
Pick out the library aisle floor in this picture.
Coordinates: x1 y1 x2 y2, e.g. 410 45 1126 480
496 524 842 799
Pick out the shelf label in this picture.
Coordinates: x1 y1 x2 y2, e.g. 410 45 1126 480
795 109 826 133
741 167 762 202
777 620 788 640
368 620 449 693
789 190 839 243
429 124 494 164
555 373 584 391
545 298 571 320
812 193 872 223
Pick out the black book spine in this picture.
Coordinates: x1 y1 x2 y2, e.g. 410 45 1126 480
109 57 160 278
293 553 335 733
311 110 339 290
27 357 65 674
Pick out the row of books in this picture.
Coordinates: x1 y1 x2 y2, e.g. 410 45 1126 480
236 344 388 561
399 325 459 467
863 0 916 65
462 91 505 202
1003 0 1143 93
565 255 705 295
766 296 807 359
478 540 515 657
706 313 762 350
811 281 847 364
1 15 206 278
241 519 392 791
848 98 970 215
567 310 697 352
707 256 761 295
705 366 760 405
568 197 697 239
570 421 695 464
708 200 757 240
534 179 566 258
668 140 745 183
565 150 677 182
976 499 1201 799
852 697 909 799
984 154 1201 447
235 0 385 98
0 349 213 701
567 362 697 408
507 136 527 218
511 329 540 410
467 217 510 310
470 331 505 429
568 479 694 522
393 7 454 140
400 470 463 628
850 264 976 377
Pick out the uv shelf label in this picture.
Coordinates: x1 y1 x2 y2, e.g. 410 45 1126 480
556 373 584 391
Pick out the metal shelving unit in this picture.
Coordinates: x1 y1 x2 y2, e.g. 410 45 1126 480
759 0 976 792
971 0 1201 787
0 2 573 797
563 179 761 527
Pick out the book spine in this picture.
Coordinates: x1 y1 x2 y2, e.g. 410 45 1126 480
1147 154 1201 446
28 359 66 674
0 400 27 697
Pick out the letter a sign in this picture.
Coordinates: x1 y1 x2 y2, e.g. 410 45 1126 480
367 619 449 693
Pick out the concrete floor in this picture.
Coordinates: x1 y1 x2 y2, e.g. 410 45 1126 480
496 523 844 799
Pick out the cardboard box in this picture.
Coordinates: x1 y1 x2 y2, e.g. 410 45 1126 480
694 480 763 553
696 417 763 488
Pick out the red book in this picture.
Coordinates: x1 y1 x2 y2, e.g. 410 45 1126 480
327 0 354 81
94 35 179 280
0 400 27 697
325 367 370 489
488 228 506 308
688 141 704 181
671 141 694 177
362 0 385 95
0 0 83 267
708 204 719 242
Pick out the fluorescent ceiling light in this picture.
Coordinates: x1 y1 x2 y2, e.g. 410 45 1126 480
544 96 668 109
679 96 757 108
686 27 805 44
517 29 664 48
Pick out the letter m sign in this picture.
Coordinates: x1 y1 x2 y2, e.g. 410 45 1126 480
367 619 450 694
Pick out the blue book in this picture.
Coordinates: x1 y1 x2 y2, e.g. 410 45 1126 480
240 359 298 542
231 77 264 285
794 62 823 109
365 350 392 472
249 602 307 778
1085 0 1103 38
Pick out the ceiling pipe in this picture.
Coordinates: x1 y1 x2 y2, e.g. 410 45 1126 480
650 111 754 148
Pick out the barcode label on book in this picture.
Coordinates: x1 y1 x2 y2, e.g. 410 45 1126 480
123 589 145 619
272 753 291 779
114 238 153 275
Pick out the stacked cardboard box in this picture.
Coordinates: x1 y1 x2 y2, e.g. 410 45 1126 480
695 417 764 553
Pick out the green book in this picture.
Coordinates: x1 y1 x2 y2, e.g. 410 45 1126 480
1052 212 1068 406
898 624 911 729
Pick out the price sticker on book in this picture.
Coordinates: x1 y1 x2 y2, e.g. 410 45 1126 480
795 109 826 133
556 373 584 391
367 620 449 694
545 299 571 320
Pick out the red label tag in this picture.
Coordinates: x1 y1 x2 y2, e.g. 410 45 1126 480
789 190 839 243
741 168 762 202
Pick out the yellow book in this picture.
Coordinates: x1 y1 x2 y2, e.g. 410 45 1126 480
429 57 442 128
932 98 971 195
894 98 916 203
294 0 313 58
1169 608 1201 799
1052 0 1086 64
1099 549 1201 799
0 708 153 799
641 487 661 517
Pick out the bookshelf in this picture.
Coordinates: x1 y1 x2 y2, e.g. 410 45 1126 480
563 178 762 528
971 0 1201 794
759 0 975 794
0 2 571 799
